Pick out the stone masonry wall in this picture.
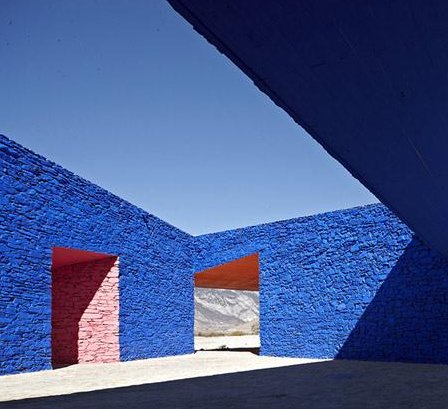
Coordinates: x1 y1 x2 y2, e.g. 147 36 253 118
3 132 448 374
195 204 448 364
52 257 120 365
0 135 194 375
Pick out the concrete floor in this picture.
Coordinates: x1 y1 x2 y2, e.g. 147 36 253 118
0 336 313 403
1 337 448 408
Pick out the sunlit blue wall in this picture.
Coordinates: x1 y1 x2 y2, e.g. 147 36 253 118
0 135 194 375
195 205 448 363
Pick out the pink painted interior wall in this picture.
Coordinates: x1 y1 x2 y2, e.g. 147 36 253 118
51 254 120 366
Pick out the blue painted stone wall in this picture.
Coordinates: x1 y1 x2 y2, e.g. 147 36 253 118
3 134 448 375
195 205 448 364
0 135 194 375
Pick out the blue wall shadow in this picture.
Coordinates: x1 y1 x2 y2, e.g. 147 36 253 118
337 236 448 364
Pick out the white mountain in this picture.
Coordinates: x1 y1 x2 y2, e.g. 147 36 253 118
194 288 259 336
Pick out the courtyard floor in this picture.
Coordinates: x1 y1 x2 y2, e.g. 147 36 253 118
1 336 448 408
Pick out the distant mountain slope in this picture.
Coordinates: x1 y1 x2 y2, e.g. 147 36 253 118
194 288 259 336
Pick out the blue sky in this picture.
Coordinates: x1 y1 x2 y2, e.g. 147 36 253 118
0 0 377 235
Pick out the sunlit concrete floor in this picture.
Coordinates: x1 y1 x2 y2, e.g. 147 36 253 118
0 336 313 403
1 338 448 408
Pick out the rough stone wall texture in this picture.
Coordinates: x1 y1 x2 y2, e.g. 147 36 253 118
194 204 448 364
3 133 448 375
0 135 194 375
52 257 120 365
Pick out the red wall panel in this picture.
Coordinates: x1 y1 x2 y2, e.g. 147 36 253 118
52 256 119 365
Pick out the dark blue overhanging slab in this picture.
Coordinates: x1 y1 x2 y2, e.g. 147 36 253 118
168 0 448 257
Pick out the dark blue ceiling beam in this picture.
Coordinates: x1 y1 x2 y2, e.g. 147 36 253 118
168 0 448 257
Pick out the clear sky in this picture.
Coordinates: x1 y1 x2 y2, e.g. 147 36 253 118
0 0 377 235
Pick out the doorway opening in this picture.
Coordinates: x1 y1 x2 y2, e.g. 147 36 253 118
194 253 260 354
51 247 120 367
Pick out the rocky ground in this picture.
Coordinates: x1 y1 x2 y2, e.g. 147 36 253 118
194 288 259 336
195 334 259 351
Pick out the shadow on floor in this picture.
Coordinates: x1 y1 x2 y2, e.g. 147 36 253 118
5 359 448 409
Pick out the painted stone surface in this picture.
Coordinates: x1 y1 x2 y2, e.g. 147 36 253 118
52 257 120 365
195 205 448 363
2 133 448 375
0 135 194 375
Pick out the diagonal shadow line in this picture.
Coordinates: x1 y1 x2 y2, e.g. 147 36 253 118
52 257 118 366
4 359 448 408
336 235 448 364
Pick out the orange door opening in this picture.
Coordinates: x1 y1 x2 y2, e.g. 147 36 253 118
195 253 259 291
194 254 260 352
